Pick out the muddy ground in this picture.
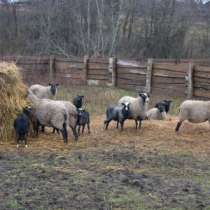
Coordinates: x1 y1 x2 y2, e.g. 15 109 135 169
1 116 210 210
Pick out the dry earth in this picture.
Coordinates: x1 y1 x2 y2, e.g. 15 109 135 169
0 116 210 210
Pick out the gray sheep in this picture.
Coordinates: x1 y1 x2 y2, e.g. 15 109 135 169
29 83 59 99
27 91 68 143
176 100 210 132
118 93 150 129
104 102 130 131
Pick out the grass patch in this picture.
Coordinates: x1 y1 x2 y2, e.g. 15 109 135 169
56 85 182 116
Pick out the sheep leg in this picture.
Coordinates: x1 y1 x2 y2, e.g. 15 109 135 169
82 124 85 134
52 128 60 135
41 125 45 133
70 125 78 141
52 128 56 134
34 121 40 137
120 120 124 131
138 120 142 129
16 135 20 148
78 126 81 136
87 123 91 134
116 122 118 129
61 123 68 144
116 121 119 129
135 120 138 129
175 121 183 132
24 136 28 148
56 129 60 135
104 119 111 130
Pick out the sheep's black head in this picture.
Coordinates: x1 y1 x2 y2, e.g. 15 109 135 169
121 102 130 118
49 83 59 96
139 92 150 103
155 100 172 113
73 95 84 109
155 104 166 113
163 100 172 113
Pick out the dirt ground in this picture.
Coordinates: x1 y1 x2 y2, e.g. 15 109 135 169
1 116 210 210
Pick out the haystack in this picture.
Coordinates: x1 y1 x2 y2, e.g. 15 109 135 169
0 62 28 141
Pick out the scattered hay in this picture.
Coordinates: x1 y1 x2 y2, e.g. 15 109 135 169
0 62 28 141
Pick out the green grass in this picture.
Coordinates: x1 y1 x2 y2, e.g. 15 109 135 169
56 85 182 116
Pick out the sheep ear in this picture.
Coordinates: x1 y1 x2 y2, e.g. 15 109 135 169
55 83 59 86
48 83 52 86
121 103 125 106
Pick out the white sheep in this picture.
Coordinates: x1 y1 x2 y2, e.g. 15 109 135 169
27 90 69 143
29 83 59 99
147 104 167 120
176 100 210 132
118 93 150 129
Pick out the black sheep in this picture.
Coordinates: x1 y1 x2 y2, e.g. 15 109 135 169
14 111 30 148
76 108 90 135
23 106 39 137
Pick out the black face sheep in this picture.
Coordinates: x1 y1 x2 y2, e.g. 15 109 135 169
29 83 59 99
155 100 172 113
175 100 210 132
14 110 30 148
76 108 90 135
27 90 69 143
147 103 167 120
104 102 130 131
73 95 84 109
118 92 150 129
22 106 39 137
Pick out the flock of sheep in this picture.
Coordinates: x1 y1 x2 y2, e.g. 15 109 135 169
13 83 210 147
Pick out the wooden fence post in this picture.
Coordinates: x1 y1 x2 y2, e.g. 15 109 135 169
84 55 89 84
187 61 194 99
109 57 117 87
49 55 55 82
145 58 153 93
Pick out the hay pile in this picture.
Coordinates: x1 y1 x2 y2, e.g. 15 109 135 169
0 62 28 141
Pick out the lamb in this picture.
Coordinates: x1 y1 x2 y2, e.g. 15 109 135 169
29 83 59 99
104 102 130 131
76 108 90 135
22 106 39 137
27 91 69 143
118 93 150 129
175 100 210 132
147 103 167 120
73 95 84 109
155 100 172 113
14 110 30 148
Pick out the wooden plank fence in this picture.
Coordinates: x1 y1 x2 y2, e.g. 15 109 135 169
1 55 210 99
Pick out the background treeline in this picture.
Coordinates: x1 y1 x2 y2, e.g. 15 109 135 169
0 0 210 59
